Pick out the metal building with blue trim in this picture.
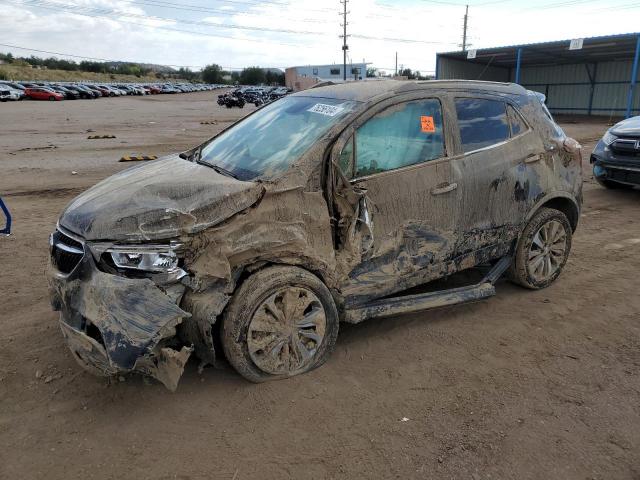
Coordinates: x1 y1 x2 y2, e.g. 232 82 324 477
435 33 640 118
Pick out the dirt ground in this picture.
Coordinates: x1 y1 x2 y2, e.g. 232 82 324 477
1 93 639 480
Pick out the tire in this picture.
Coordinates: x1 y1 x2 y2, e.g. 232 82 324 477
509 207 572 289
221 266 339 383
595 177 633 190
226 104 232 108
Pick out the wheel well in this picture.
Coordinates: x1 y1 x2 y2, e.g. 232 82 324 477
537 197 579 232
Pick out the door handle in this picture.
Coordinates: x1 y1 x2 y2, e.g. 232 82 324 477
524 154 541 164
431 182 458 195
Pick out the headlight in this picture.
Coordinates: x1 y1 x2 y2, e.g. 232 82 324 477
107 246 179 272
602 130 617 146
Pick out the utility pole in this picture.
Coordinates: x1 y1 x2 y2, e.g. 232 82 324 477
340 0 349 81
462 4 469 51
395 52 398 76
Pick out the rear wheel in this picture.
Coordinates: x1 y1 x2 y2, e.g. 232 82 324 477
509 208 572 289
222 266 339 383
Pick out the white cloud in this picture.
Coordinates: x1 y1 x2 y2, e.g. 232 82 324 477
0 0 637 73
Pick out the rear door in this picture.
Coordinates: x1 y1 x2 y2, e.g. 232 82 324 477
449 95 545 256
332 96 460 304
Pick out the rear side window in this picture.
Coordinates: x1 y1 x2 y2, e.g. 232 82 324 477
507 104 528 136
354 99 445 177
455 98 509 153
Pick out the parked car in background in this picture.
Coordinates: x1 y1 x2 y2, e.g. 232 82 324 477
161 84 178 94
49 80 583 390
50 85 80 100
24 87 64 101
64 85 93 99
1 81 26 92
82 85 102 97
0 86 22 101
591 115 640 189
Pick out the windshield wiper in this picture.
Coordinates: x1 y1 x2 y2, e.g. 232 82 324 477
209 164 238 179
179 146 202 162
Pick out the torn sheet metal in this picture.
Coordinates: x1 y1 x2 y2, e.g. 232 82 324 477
49 254 192 389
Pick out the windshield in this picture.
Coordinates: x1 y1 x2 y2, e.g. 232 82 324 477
199 96 357 181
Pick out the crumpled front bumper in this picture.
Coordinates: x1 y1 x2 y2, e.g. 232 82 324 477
48 247 193 391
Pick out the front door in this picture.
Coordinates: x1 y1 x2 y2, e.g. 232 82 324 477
332 97 460 306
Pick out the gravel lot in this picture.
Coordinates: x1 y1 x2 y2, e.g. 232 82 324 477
1 92 639 480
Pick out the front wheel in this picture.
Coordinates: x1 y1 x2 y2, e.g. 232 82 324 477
509 208 572 289
221 266 339 383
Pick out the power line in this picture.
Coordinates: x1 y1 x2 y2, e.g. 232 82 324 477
3 0 461 46
0 42 202 68
121 0 335 21
18 0 330 36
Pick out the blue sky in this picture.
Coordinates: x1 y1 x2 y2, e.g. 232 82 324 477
0 0 638 73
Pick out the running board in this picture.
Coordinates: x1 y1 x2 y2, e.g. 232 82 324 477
344 256 512 324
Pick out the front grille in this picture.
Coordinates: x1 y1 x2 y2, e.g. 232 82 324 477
607 168 640 186
611 138 640 157
51 229 84 274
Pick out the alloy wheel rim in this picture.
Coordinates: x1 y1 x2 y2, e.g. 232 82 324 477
527 220 567 282
247 286 326 375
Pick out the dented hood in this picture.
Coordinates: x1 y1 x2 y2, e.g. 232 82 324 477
59 154 265 241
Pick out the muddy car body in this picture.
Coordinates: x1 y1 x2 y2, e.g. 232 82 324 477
48 80 583 389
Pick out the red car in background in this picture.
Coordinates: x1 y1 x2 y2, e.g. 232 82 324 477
25 87 64 101
146 85 162 94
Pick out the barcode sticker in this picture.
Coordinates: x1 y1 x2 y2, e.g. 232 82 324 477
308 103 344 117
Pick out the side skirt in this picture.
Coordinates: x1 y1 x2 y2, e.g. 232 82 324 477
343 256 512 324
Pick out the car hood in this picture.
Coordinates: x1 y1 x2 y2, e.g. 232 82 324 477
59 154 265 241
610 116 640 136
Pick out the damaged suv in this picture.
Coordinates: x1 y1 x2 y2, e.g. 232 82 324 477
49 80 583 390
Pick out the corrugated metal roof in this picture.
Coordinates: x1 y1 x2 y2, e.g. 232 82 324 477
438 32 640 68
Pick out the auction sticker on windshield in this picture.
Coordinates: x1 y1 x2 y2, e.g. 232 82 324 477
308 103 345 117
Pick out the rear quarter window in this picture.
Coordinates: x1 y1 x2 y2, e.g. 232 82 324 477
455 98 510 153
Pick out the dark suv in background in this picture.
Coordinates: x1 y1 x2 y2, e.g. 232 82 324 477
591 115 640 188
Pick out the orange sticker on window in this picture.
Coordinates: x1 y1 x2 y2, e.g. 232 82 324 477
421 115 435 133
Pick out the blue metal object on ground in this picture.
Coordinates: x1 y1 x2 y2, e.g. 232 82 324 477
0 197 11 235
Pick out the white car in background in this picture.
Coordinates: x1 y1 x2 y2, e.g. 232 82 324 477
0 86 23 101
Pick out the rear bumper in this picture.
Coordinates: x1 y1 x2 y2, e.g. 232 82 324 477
48 240 193 390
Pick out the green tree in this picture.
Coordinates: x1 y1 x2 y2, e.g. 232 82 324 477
201 64 224 84
239 66 266 85
399 68 415 79
178 67 198 81
264 70 285 86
